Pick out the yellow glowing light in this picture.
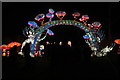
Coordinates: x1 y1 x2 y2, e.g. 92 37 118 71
2 49 6 52
41 45 44 49
2 53 6 56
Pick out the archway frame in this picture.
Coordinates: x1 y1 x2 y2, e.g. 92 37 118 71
19 9 115 57
31 20 101 56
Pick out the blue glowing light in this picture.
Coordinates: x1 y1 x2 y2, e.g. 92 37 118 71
28 21 38 27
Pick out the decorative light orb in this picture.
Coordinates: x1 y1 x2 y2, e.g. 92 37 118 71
49 8 55 13
55 11 66 17
46 13 54 18
83 35 89 39
82 15 89 19
2 53 6 56
35 14 45 21
28 21 38 27
72 12 80 17
92 22 101 27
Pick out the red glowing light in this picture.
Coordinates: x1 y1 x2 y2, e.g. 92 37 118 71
72 12 80 17
114 39 120 45
8 42 21 48
0 45 10 49
56 11 66 17
82 15 89 19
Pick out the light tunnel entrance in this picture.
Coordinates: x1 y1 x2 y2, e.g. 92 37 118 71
35 25 92 59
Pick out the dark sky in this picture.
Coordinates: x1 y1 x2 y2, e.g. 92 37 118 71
2 2 120 45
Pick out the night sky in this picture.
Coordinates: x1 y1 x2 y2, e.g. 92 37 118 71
2 2 120 45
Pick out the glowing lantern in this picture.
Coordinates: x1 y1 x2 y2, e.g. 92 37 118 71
2 49 6 52
92 22 101 28
83 35 89 39
49 8 55 13
2 53 6 56
72 12 80 17
46 13 54 21
59 41 62 45
55 11 66 20
114 39 120 45
46 41 50 45
28 21 38 27
34 14 45 21
68 41 72 47
72 12 80 20
46 13 54 18
0 45 10 49
47 29 54 35
82 15 89 19
8 42 21 48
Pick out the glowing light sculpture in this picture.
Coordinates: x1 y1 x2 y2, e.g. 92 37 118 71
72 12 80 20
19 8 115 57
114 39 120 45
55 11 66 20
46 13 54 21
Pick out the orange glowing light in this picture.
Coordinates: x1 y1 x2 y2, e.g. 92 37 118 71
2 49 6 52
114 39 120 45
2 53 6 56
8 42 21 48
0 45 10 49
34 53 38 55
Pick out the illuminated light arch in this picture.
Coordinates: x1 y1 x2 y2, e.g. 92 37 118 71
19 8 115 57
32 20 97 52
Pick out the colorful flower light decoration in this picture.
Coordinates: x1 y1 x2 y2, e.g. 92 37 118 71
35 14 45 21
72 12 80 20
49 8 55 13
83 35 90 39
28 21 38 28
47 29 54 35
46 13 54 21
34 13 45 25
19 8 115 57
55 11 66 20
